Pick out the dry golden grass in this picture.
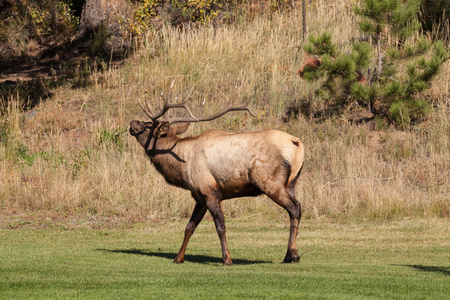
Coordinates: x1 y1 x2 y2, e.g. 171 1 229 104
1 1 449 221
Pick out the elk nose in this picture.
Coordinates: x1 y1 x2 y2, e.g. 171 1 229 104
129 120 140 136
130 120 149 136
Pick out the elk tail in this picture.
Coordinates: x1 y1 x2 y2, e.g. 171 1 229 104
287 138 304 189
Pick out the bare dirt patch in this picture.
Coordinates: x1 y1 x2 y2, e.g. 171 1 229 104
0 210 139 230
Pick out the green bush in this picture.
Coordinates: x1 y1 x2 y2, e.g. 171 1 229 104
13 142 49 166
301 0 449 128
97 128 126 151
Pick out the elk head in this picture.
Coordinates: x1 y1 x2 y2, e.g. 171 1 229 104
129 82 255 153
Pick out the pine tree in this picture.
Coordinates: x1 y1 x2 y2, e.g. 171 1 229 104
300 0 449 129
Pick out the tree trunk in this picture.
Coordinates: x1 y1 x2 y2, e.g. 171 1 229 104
376 32 383 79
74 0 132 42
302 0 307 40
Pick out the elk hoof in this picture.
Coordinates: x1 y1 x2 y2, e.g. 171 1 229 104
224 260 233 266
283 248 300 263
173 258 184 264
283 256 300 263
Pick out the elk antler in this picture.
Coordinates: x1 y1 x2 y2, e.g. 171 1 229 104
166 101 255 124
139 81 255 124
139 80 198 122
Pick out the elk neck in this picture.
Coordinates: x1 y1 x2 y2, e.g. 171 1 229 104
146 134 190 189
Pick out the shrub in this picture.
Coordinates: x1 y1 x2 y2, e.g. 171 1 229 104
300 0 449 128
126 0 293 34
0 0 79 62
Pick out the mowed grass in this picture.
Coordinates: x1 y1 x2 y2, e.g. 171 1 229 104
1 218 448 299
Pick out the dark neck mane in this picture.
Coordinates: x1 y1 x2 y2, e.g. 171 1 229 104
147 135 189 189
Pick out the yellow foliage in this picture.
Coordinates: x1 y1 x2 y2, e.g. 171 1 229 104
127 0 224 35
18 0 79 37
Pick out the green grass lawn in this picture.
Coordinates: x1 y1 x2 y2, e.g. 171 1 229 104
1 218 448 299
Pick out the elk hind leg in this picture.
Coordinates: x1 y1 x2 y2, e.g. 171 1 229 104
173 202 207 264
267 188 302 263
285 198 302 263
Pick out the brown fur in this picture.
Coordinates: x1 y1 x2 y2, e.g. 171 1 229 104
130 120 305 265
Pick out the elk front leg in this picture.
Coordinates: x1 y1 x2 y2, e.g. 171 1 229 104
206 197 232 266
173 202 207 264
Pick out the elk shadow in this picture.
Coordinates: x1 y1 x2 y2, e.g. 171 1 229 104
97 248 271 265
392 264 450 276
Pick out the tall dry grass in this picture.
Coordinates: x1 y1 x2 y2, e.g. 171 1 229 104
1 1 449 221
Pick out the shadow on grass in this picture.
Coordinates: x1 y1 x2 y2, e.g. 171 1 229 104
393 264 450 276
97 248 271 265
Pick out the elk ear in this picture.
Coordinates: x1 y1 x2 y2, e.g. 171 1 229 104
173 122 190 135
157 122 171 137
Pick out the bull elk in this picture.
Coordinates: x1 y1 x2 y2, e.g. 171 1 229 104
129 85 305 265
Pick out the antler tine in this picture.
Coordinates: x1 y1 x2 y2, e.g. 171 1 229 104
161 79 176 111
139 96 157 120
171 86 199 121
140 84 199 122
159 92 164 111
161 86 198 122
